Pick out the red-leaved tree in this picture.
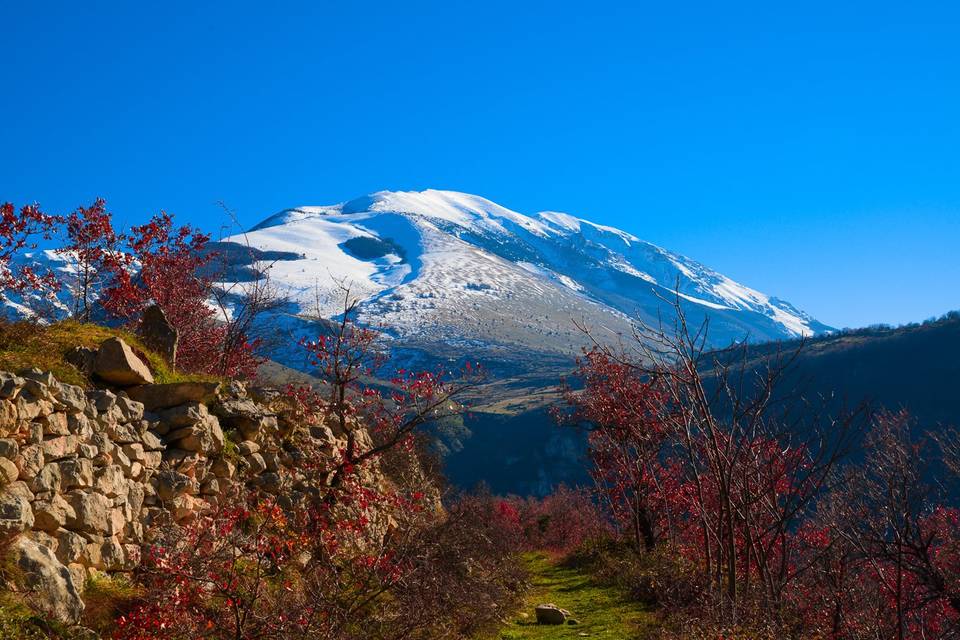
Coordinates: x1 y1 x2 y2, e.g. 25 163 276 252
102 212 261 377
56 198 130 321
564 293 864 634
112 291 510 640
0 202 62 307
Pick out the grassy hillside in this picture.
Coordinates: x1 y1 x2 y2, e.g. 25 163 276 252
0 320 214 387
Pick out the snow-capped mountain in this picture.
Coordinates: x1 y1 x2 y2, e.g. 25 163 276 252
223 189 831 372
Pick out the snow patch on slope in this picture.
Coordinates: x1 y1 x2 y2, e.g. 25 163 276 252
220 189 828 358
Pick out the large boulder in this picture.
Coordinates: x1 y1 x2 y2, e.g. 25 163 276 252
137 304 178 367
94 338 154 386
10 536 84 624
127 381 221 411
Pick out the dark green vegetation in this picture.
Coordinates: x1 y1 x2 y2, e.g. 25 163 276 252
740 312 960 428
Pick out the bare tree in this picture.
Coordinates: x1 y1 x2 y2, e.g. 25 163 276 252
209 202 289 376
572 289 864 625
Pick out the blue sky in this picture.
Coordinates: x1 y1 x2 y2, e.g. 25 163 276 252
1 1 958 329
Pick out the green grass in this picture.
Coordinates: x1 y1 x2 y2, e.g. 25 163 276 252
80 573 143 635
0 320 218 387
491 552 657 640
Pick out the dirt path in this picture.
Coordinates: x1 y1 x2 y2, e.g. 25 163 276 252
492 552 657 639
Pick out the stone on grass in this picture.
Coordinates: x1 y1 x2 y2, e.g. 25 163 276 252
93 338 154 386
535 603 570 625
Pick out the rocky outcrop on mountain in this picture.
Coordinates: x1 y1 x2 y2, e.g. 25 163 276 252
0 338 373 625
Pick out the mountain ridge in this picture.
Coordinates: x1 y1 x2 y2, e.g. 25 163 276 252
225 189 831 373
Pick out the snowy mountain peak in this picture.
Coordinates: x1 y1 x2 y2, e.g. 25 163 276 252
225 189 830 370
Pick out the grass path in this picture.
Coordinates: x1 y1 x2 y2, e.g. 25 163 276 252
492 552 658 639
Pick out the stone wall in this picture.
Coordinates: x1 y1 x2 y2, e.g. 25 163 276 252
0 339 365 625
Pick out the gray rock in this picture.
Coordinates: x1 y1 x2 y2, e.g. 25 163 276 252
67 491 114 534
154 469 194 501
22 377 55 402
159 402 210 428
126 381 221 411
166 415 224 454
33 494 77 533
19 368 56 387
214 399 277 440
41 435 79 460
122 442 145 463
87 389 117 412
10 536 84 624
211 457 236 479
59 458 94 489
200 478 220 495
64 346 97 375
140 430 163 451
29 462 62 494
93 337 154 386
237 440 260 455
104 421 140 445
17 444 44 479
55 529 87 565
4 480 34 501
40 412 70 436
0 372 25 399
67 413 93 437
0 438 18 459
100 537 126 570
535 604 569 625
53 382 87 414
0 491 34 535
115 394 145 422
77 443 98 459
137 304 178 367
93 465 127 498
246 452 267 475
0 458 16 486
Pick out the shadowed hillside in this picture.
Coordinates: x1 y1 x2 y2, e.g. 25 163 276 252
741 313 960 428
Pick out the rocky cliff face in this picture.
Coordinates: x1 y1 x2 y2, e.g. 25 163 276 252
0 339 379 625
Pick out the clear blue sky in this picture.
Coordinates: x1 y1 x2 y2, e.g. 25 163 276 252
2 1 958 329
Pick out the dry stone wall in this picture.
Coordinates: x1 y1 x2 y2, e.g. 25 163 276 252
0 339 365 625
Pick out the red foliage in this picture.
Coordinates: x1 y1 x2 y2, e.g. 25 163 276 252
562 349 671 550
102 212 261 378
295 293 479 488
0 201 61 302
113 303 502 639
510 485 610 554
56 198 130 321
114 486 419 640
565 338 960 637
